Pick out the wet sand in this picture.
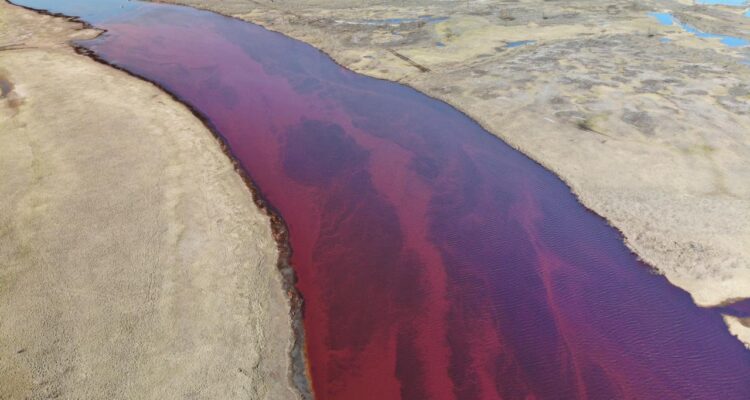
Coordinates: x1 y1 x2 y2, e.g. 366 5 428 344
0 3 297 398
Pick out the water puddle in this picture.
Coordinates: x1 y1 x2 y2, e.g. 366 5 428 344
0 77 13 99
13 0 750 398
649 12 749 47
506 40 536 48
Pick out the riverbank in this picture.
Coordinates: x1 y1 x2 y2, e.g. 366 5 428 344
154 0 750 346
0 3 297 398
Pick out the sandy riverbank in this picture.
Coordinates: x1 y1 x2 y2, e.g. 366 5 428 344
154 0 750 345
0 3 297 398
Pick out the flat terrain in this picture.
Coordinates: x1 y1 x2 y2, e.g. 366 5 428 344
158 0 750 345
0 3 296 399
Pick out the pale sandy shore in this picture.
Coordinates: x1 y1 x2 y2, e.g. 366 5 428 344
0 3 297 398
156 0 750 347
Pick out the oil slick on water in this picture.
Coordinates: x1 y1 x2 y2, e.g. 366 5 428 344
12 0 750 399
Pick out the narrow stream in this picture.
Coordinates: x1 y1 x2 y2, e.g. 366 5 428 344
14 1 750 398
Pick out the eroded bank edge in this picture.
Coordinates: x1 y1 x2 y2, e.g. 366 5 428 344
71 45 315 400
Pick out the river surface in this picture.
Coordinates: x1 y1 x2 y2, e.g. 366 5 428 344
14 1 750 398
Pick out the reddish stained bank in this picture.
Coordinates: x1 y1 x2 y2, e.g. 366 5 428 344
15 1 750 398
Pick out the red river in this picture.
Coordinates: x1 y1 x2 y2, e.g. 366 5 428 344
14 1 750 398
